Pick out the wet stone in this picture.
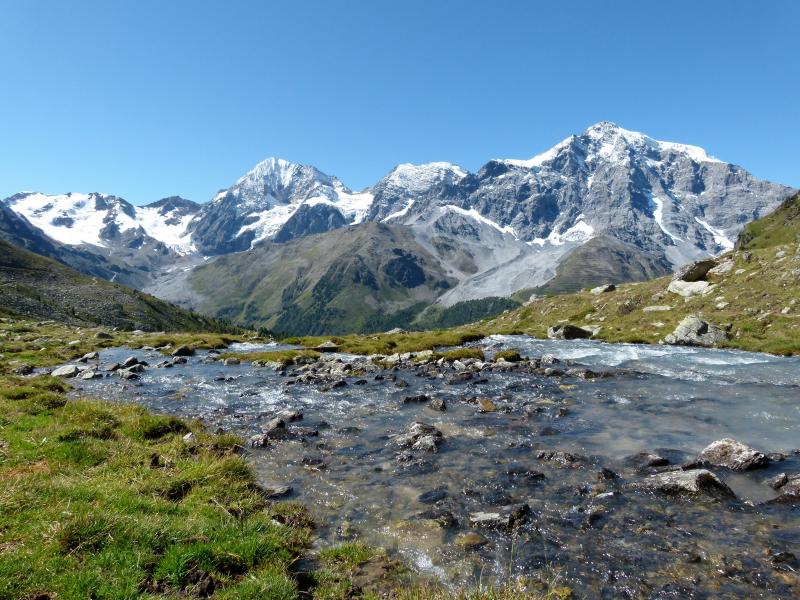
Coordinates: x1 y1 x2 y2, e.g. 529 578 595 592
766 473 789 489
429 398 447 411
418 489 448 504
697 438 769 471
628 469 736 501
455 531 489 549
469 503 531 531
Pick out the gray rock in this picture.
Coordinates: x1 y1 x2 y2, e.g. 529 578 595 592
768 475 800 504
590 283 616 294
469 503 530 530
429 398 447 411
547 324 593 340
121 356 139 368
696 438 768 471
79 369 102 380
262 483 292 498
663 315 729 347
51 364 80 378
672 259 717 282
667 279 715 297
628 469 735 500
393 421 444 453
171 345 195 357
78 351 99 362
766 473 789 489
95 331 113 339
223 357 240 366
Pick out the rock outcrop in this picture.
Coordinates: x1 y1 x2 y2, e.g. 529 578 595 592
663 315 729 347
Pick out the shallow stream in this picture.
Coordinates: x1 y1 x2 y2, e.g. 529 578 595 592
69 336 800 598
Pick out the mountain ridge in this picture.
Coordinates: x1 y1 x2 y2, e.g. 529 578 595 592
2 122 795 334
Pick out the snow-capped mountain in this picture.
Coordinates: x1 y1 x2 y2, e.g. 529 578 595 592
364 162 468 222
383 122 791 262
2 122 795 317
3 192 199 254
367 122 793 303
188 157 373 254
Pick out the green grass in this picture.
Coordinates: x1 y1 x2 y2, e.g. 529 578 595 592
220 349 321 367
0 317 259 372
283 329 486 356
481 245 800 356
431 348 486 361
0 375 312 599
737 192 800 250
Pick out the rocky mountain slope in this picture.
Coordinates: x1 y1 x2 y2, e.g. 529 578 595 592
0 238 224 331
180 223 454 335
477 196 800 355
736 191 800 250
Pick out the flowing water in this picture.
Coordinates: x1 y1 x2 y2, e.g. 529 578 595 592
69 336 800 598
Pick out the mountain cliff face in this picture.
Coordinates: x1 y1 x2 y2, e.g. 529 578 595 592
187 158 373 254
2 122 795 333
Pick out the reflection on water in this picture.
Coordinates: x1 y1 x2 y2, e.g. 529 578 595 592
71 337 800 597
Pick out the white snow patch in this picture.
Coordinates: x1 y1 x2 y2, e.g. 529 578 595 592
135 206 196 253
4 192 136 248
694 217 734 251
382 200 415 222
385 162 467 192
652 196 682 242
442 205 518 237
528 215 595 246
235 205 299 244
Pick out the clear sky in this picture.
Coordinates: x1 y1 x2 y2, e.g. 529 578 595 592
1 0 797 205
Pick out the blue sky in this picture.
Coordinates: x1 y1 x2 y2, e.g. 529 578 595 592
1 0 797 204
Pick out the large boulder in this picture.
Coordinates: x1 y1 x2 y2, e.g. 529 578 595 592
628 469 736 501
672 259 717 282
590 284 616 295
51 364 80 378
696 438 768 471
667 280 715 297
663 315 729 347
547 324 593 340
171 345 195 357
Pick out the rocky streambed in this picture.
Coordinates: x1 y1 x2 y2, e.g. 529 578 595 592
55 336 800 598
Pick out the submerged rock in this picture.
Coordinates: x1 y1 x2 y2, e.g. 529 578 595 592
663 315 729 347
455 531 489 549
628 469 736 501
696 438 768 471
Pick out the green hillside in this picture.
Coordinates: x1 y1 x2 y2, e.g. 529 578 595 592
0 239 228 332
736 191 800 250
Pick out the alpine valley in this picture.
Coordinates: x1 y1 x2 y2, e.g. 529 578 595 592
3 122 795 335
